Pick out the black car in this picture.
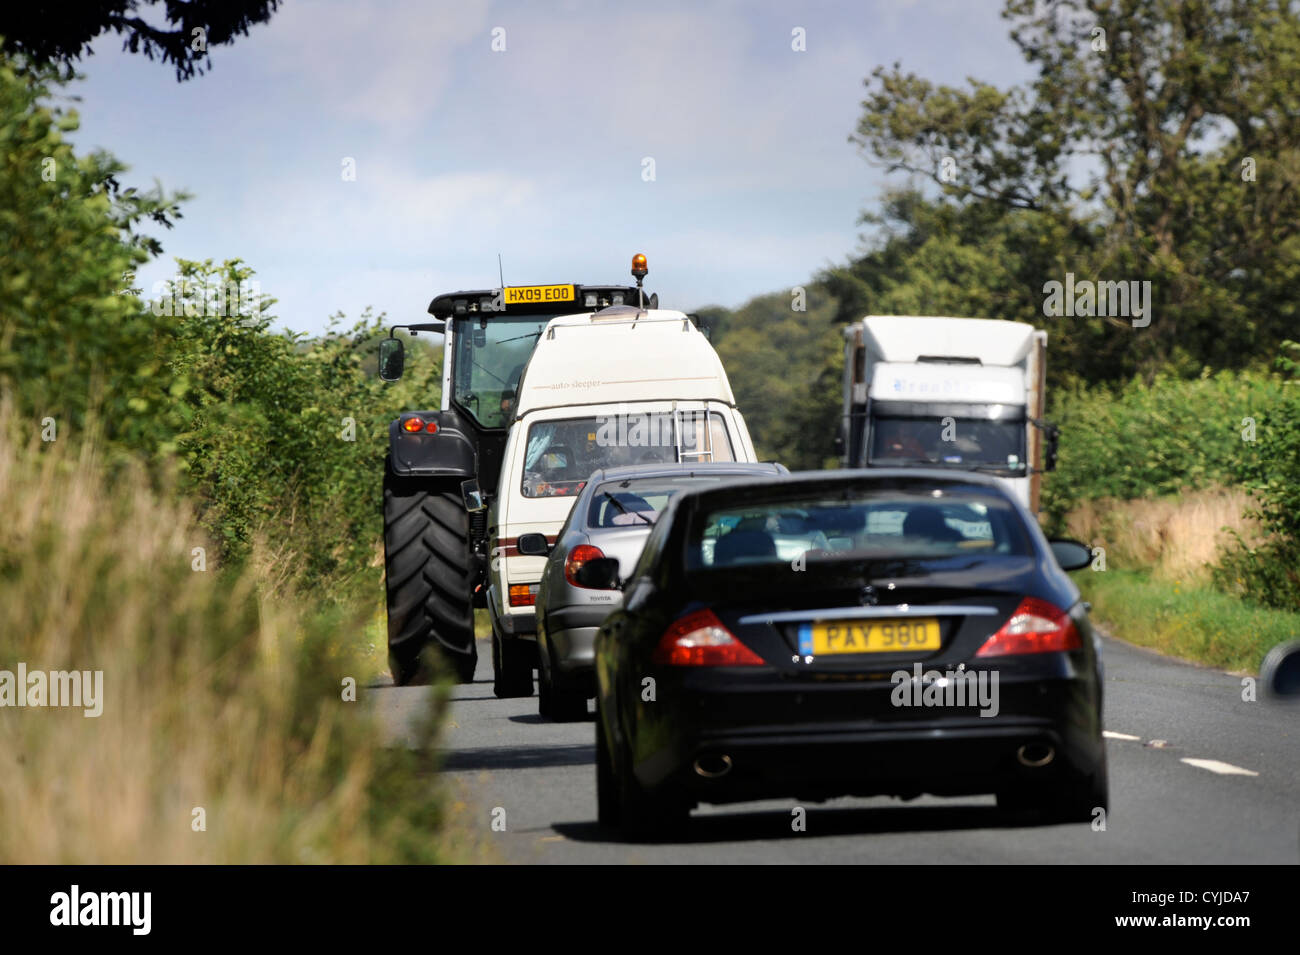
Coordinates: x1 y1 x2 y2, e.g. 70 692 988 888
585 468 1106 839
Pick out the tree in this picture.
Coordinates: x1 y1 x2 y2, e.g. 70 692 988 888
706 288 844 470
0 1 281 81
0 54 187 453
851 0 1300 376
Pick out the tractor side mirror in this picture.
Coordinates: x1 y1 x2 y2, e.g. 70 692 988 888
460 479 487 513
378 337 405 381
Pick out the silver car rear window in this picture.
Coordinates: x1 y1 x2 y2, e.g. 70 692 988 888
588 476 746 528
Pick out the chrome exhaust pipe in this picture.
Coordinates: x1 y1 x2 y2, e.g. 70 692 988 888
693 754 733 778
1016 743 1055 768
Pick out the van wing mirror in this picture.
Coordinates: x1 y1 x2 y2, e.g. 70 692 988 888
516 533 550 557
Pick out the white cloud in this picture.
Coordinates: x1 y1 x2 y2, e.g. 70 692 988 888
250 0 493 129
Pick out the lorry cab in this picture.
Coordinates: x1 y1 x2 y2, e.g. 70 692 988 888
486 305 757 697
841 316 1057 514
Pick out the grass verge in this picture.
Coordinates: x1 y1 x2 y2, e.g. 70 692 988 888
1078 569 1300 674
0 411 483 863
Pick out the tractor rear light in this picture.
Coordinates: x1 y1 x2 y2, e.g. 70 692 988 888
975 597 1081 657
401 416 423 433
509 584 538 607
652 609 764 666
425 420 439 433
564 544 606 588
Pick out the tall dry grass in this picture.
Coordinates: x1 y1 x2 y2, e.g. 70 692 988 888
1064 487 1260 582
0 410 472 863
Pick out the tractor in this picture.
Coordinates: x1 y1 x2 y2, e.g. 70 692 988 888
376 257 658 684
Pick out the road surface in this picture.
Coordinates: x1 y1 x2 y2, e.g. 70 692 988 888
371 632 1299 863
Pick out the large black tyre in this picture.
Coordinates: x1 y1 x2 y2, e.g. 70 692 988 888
383 466 477 685
615 738 689 842
491 627 534 698
1045 746 1109 824
537 635 587 721
997 747 1109 824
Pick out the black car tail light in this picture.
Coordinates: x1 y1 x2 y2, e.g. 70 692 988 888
975 597 1080 657
652 609 764 666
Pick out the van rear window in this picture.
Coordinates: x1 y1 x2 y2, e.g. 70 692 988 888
522 412 735 498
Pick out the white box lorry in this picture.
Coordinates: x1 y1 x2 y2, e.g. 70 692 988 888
485 304 759 697
839 316 1058 514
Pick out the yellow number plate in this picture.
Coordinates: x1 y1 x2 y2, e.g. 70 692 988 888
503 284 575 305
798 618 940 655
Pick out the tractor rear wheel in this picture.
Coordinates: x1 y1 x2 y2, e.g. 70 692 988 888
383 466 477 685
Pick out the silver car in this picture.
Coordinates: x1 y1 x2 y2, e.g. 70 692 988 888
526 462 787 720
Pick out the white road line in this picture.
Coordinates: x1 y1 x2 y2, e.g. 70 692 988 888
1180 758 1259 777
1103 730 1141 740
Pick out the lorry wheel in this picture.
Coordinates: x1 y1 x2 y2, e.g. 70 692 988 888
383 466 477 686
491 629 534 698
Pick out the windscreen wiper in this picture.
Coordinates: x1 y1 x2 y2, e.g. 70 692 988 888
496 330 544 345
603 492 654 525
963 464 1028 476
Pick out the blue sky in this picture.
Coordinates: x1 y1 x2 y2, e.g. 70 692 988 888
65 0 1031 335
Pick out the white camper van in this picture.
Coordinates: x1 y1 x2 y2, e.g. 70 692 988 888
840 316 1057 513
486 305 758 697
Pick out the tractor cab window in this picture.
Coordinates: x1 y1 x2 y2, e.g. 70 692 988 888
451 315 551 429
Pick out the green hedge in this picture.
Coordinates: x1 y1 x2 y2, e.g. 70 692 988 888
1042 369 1284 529
1213 343 1300 610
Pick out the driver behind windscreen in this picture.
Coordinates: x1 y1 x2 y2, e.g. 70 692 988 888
499 363 526 422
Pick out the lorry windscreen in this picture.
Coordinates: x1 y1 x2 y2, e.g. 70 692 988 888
451 315 553 429
869 414 1026 471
